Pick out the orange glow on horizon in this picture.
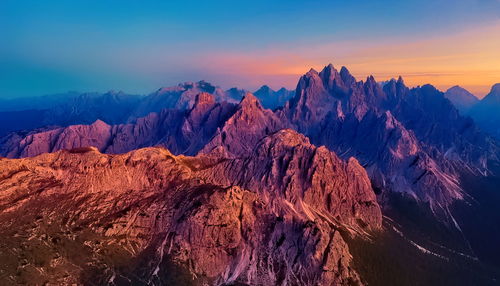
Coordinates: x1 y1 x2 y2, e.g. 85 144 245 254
198 20 500 98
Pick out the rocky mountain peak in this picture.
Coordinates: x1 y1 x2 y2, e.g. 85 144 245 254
319 63 339 79
239 92 262 109
185 80 217 93
306 67 319 75
91 119 109 128
420 84 440 93
469 83 500 138
446 85 474 96
186 92 218 125
365 75 377 86
254 86 295 109
490 83 500 93
256 85 273 93
397 75 404 84
225 87 246 101
444 85 478 113
197 128 382 232
193 92 216 106
319 63 343 89
200 92 284 157
258 128 310 149
295 68 327 98
0 134 384 285
339 66 355 86
483 83 500 103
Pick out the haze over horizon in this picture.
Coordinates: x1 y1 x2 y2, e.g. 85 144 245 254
1 0 499 98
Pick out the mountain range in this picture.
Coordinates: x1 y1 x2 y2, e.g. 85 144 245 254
0 64 499 285
445 83 500 139
0 82 293 138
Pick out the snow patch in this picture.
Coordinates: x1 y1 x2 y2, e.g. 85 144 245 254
392 226 448 261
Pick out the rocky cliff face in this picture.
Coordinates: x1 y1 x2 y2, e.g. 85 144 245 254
197 129 381 230
0 129 381 285
200 93 285 157
0 63 499 285
282 64 498 208
129 81 237 119
0 93 237 158
2 65 497 211
0 81 247 137
386 83 497 170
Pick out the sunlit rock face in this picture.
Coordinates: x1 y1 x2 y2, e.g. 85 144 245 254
1 64 498 211
2 65 498 211
281 64 498 208
200 92 285 157
0 63 499 285
0 130 381 285
0 81 246 138
0 93 237 158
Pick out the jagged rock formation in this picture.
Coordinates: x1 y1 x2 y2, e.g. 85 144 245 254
444 86 479 114
0 129 381 285
281 64 498 208
200 93 285 157
129 81 238 119
0 92 285 159
1 63 499 285
197 129 381 230
0 93 237 157
0 81 245 137
1 65 498 210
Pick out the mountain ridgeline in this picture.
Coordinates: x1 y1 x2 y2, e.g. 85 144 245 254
0 81 293 137
0 64 499 285
445 83 500 139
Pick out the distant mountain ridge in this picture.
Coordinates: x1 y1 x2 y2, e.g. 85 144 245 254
469 83 500 139
2 64 498 210
444 85 479 113
253 85 294 109
0 63 499 285
281 65 498 209
0 82 292 137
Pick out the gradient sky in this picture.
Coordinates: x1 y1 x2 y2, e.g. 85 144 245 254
1 0 499 98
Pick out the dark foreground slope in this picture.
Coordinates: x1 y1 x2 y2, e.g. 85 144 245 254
347 167 500 286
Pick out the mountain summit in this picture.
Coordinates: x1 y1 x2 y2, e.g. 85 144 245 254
0 130 381 285
0 64 499 285
444 85 479 113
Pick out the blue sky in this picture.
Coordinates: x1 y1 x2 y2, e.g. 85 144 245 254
1 0 499 98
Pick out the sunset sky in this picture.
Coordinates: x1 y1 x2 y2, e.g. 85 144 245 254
1 0 499 98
